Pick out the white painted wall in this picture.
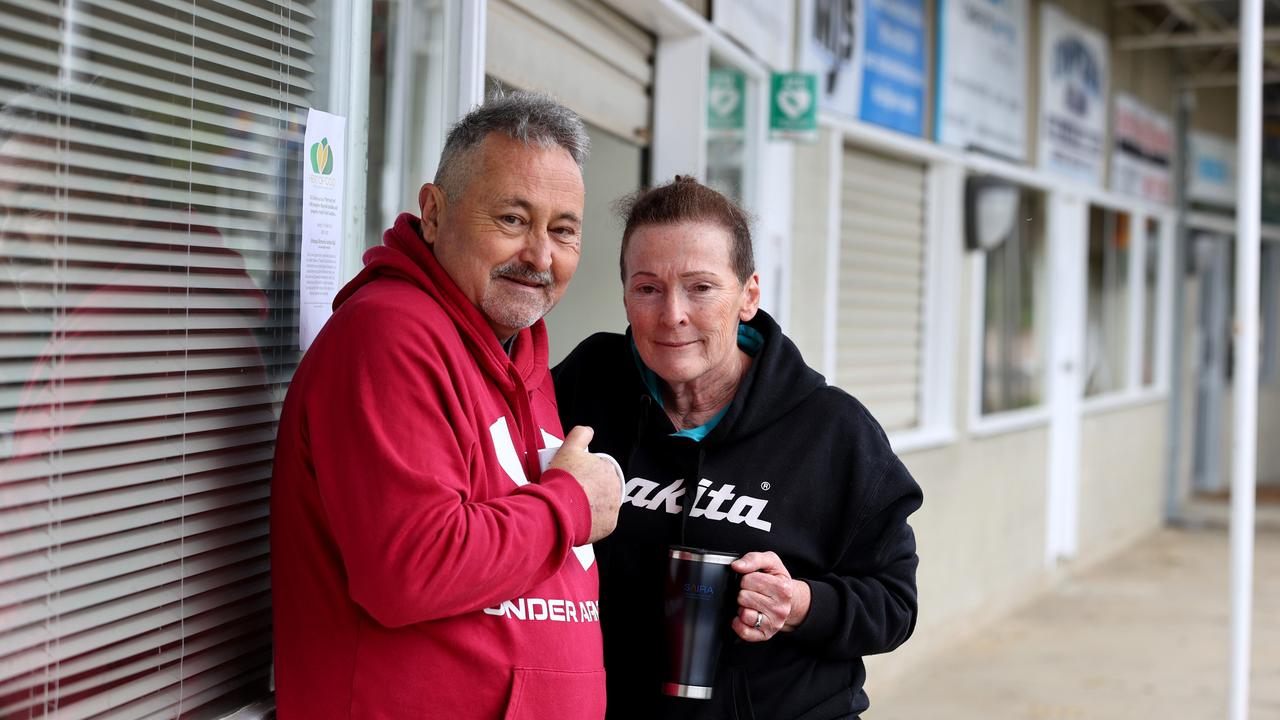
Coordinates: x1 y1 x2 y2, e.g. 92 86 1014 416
1078 401 1168 557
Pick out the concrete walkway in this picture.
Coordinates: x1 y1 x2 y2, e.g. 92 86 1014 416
870 521 1280 719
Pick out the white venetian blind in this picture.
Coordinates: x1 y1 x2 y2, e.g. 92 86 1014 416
835 146 928 432
0 0 311 716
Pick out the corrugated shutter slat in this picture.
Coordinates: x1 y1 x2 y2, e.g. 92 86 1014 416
835 147 928 432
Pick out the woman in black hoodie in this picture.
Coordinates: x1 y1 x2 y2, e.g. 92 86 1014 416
554 177 922 720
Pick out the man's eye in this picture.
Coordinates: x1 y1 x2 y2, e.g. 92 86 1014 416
692 284 713 293
500 215 523 226
635 286 657 295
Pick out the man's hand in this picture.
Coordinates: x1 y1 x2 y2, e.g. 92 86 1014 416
547 426 621 543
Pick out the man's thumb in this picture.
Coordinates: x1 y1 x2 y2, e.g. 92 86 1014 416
561 425 595 452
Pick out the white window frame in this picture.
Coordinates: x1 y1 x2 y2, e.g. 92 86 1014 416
820 114 960 453
1080 196 1138 404
965 163 1055 437
1078 198 1176 416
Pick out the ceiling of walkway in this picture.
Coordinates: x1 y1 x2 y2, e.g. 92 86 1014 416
1112 0 1280 115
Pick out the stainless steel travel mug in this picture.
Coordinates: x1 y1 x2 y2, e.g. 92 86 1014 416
662 546 739 700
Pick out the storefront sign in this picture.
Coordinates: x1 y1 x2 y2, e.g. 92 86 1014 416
1037 5 1108 183
712 0 794 69
798 0 925 136
860 0 926 135
799 0 860 118
300 108 347 351
707 68 747 139
1110 94 1172 204
935 0 1029 160
769 72 819 141
1188 131 1236 208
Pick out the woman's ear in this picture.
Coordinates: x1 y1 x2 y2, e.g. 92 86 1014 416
739 273 761 321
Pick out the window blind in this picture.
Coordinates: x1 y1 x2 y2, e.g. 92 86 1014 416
834 146 928 432
0 0 311 715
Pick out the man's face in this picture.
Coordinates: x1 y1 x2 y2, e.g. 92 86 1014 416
420 133 585 340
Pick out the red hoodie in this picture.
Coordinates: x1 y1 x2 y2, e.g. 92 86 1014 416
271 213 605 718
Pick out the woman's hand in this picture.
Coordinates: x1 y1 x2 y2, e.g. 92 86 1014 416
730 551 812 642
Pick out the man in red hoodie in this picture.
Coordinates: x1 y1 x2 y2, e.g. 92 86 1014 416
271 92 623 718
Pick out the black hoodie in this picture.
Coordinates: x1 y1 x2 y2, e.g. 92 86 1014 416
554 310 923 720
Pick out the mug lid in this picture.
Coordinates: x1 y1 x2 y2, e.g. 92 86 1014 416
668 546 739 565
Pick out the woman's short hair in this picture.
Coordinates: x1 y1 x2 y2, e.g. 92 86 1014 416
616 176 755 283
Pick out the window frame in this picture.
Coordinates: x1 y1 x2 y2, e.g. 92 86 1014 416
966 177 1053 434
819 115 961 452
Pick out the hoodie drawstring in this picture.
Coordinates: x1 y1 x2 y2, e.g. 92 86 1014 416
508 365 543 481
678 446 706 547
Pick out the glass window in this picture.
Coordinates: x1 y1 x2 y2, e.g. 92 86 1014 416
366 0 450 244
0 1 326 714
705 58 752 205
1142 218 1162 387
981 188 1048 414
1085 207 1132 397
1263 243 1279 384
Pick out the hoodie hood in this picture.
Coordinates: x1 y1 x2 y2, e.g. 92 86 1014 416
624 309 826 443
332 212 550 393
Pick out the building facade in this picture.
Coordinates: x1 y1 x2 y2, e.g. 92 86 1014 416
1 0 1277 716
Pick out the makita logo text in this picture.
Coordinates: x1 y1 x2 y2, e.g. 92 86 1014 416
483 597 600 623
623 478 773 531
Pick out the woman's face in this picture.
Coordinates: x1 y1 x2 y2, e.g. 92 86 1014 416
623 221 760 387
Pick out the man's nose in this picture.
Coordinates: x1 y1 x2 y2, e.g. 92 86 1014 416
518 229 553 272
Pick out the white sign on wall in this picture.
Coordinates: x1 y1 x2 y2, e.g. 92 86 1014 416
713 0 795 70
1037 5 1108 183
1110 94 1173 204
1188 131 1237 207
798 0 862 118
935 0 1029 160
300 108 347 351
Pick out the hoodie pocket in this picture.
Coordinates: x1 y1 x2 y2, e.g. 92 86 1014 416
503 667 607 720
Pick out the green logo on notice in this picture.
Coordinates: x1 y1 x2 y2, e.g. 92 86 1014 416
310 137 335 175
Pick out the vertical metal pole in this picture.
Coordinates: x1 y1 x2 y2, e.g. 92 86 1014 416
1231 0 1263 715
1166 87 1193 523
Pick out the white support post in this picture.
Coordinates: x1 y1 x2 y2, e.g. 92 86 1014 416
1230 0 1263 716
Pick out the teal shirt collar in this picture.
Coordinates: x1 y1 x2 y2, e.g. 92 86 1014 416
630 323 764 442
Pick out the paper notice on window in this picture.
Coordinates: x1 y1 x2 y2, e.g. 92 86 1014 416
300 108 347 351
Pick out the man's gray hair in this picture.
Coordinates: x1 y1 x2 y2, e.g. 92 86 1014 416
434 90 590 201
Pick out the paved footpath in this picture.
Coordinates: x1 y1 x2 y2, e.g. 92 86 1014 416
870 524 1280 719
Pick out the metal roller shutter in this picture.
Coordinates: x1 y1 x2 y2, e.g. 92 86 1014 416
0 0 309 714
485 0 653 146
835 146 928 432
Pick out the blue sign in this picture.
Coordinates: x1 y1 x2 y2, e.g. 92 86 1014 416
859 0 926 136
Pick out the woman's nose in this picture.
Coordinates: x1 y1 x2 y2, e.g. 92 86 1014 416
660 292 688 327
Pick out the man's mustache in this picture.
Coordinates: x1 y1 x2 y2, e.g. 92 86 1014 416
492 262 554 288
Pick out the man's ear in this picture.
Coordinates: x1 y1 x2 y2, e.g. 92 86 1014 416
418 183 446 245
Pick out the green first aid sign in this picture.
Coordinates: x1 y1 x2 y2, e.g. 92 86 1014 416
707 68 746 138
770 72 818 142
